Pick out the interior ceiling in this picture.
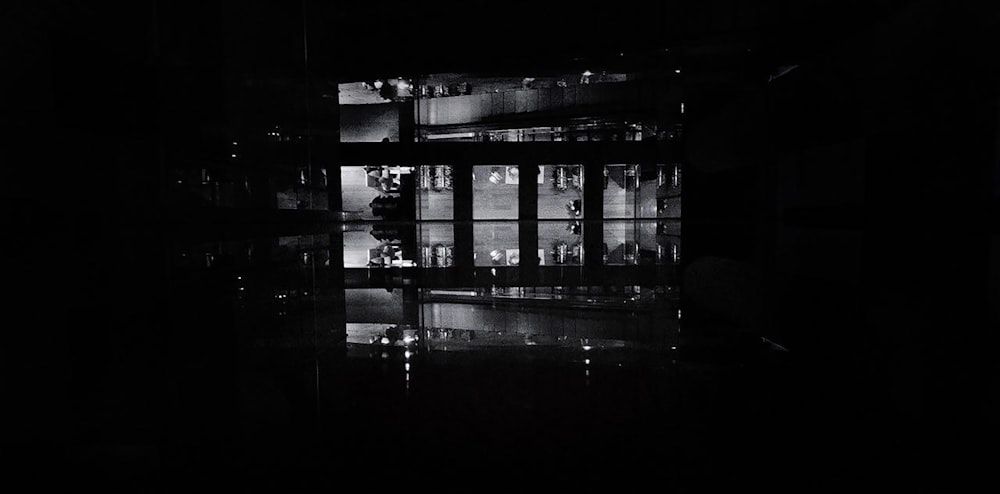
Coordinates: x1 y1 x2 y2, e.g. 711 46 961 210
307 0 920 81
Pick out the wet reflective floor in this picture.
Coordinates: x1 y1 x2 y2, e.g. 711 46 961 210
24 219 940 492
44 222 827 492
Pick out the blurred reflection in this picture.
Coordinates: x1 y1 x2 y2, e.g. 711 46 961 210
173 219 680 357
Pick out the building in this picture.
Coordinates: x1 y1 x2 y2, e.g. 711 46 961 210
6 0 998 491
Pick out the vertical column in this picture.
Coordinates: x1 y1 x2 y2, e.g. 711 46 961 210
402 286 421 327
398 100 415 143
249 166 278 210
328 228 346 337
453 162 473 222
519 165 539 284
583 162 605 274
324 99 342 212
518 164 539 220
452 163 474 285
316 138 340 212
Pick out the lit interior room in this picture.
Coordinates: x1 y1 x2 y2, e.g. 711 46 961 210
473 221 520 267
416 164 455 220
417 222 455 268
538 164 584 219
341 165 415 221
538 220 583 266
603 164 639 218
472 165 519 220
342 223 416 268
600 220 678 266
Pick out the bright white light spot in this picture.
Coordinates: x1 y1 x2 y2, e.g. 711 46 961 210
404 350 412 360
405 363 410 372
373 80 384 89
585 359 590 365
232 141 238 146
403 335 414 344
680 102 685 114
381 352 388 359
671 346 677 350
582 70 593 77
582 345 592 351
380 337 390 345
490 268 496 276
237 276 242 280
406 374 410 381
239 287 244 291
231 154 236 158
675 68 681 74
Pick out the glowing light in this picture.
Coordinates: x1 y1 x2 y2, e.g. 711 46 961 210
403 335 414 344
585 359 590 365
237 276 242 280
582 345 592 351
231 154 236 158
239 287 244 291
232 141 238 146
381 352 389 359
404 350 412 360
680 102 685 114
373 80 384 89
671 346 677 350
380 337 390 345
582 70 593 77
405 363 410 371
675 68 681 74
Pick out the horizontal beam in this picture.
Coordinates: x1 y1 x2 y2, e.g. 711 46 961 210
339 142 677 166
343 265 676 289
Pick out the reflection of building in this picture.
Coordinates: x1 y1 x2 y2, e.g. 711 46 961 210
411 73 680 143
421 244 454 267
333 58 684 354
153 31 686 354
